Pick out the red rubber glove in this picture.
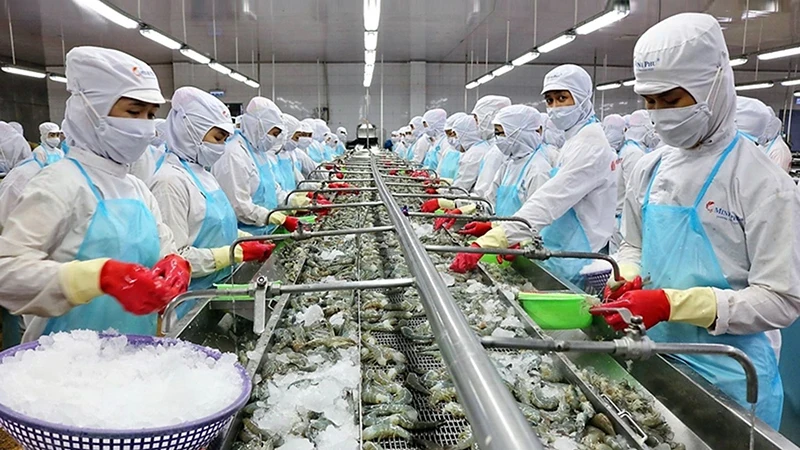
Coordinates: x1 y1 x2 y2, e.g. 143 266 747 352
433 209 461 231
449 244 483 273
590 289 671 331
306 192 329 201
458 221 493 237
389 169 398 176
315 198 333 216
241 241 276 262
496 243 521 264
150 255 191 295
100 260 177 315
603 275 644 301
328 182 357 194
334 172 344 179
411 170 429 179
425 187 438 195
420 199 442 213
324 164 336 170
282 216 299 232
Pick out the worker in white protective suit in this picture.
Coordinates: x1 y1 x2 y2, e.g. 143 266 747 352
336 126 348 155
149 87 276 313
471 97 512 201
279 115 331 185
394 127 409 157
302 118 326 164
592 13 800 429
405 116 424 161
0 46 192 341
450 64 617 286
419 109 448 169
603 114 644 253
0 122 31 176
323 132 339 160
540 113 564 166
736 96 792 173
431 112 466 182
129 118 167 184
32 122 65 166
211 97 301 235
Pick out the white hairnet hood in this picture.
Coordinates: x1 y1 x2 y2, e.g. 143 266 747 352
444 112 468 131
241 97 284 152
422 109 447 137
542 64 595 131
274 113 300 153
493 104 543 158
450 114 483 150
0 122 30 172
472 95 511 140
735 96 772 145
8 122 23 137
311 119 330 142
602 114 626 151
633 13 735 148
409 116 424 139
39 122 61 140
62 46 165 162
164 86 234 165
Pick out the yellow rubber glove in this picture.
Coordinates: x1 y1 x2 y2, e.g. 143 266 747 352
665 287 718 328
474 225 509 249
237 230 252 238
440 177 454 184
437 199 456 210
269 211 288 226
60 258 108 306
289 193 312 209
458 203 477 215
210 246 245 270
606 262 641 287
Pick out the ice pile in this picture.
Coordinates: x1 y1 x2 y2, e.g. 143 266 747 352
0 330 243 430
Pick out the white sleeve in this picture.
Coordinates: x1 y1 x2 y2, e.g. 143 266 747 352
150 176 218 277
711 188 800 335
504 137 611 244
212 152 270 227
0 173 26 230
451 152 482 192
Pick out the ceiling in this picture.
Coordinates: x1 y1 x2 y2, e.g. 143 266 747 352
1 0 799 78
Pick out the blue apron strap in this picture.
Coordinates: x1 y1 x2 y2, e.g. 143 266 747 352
764 136 778 154
502 147 538 187
692 133 740 209
67 158 103 202
178 159 211 197
624 139 645 153
642 159 663 209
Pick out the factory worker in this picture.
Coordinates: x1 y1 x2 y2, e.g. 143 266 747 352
736 96 792 173
7 122 23 137
451 64 616 284
314 119 333 160
626 110 660 151
595 13 800 429
150 87 274 298
0 122 31 176
280 116 322 183
541 113 565 166
434 113 468 180
404 116 423 161
323 132 339 160
336 126 348 155
32 122 65 166
419 109 448 168
606 114 645 253
212 97 300 235
302 118 327 164
472 95 511 143
0 46 191 340
394 127 409 156
390 130 400 147
446 112 497 194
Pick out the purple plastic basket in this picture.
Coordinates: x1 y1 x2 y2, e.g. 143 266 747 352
0 334 251 450
583 269 612 295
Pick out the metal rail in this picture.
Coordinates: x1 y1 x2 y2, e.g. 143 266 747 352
369 156 544 450
406 211 535 229
263 201 383 226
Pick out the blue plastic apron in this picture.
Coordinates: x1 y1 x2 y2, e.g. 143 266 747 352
642 133 782 429
405 142 416 161
495 149 538 217
422 139 442 169
238 131 280 234
174 159 238 317
38 145 64 165
438 149 462 180
307 142 325 164
274 153 298 192
18 157 45 170
60 140 70 155
43 159 161 335
337 142 346 156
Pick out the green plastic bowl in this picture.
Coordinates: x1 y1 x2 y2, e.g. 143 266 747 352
518 292 592 330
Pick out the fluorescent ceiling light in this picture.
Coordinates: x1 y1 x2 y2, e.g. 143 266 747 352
537 32 576 53
477 73 495 84
208 61 232 75
575 8 630 35
621 79 635 86
365 50 376 65
139 27 182 50
364 70 374 88
734 81 774 91
729 57 748 67
512 51 539 66
363 0 381 31
48 73 68 83
180 47 211 64
365 31 378 51
1 65 46 79
492 64 514 77
758 45 800 61
781 78 800 87
78 0 139 29
466 81 480 90
795 91 800 97
596 82 621 91
229 72 247 82
245 78 259 88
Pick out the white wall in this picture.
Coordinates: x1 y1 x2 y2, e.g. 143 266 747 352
46 61 796 141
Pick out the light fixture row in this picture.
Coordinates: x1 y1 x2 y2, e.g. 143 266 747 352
0 0 261 89
596 75 800 93
466 0 630 90
363 0 381 88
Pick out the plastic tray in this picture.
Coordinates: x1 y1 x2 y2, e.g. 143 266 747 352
518 292 592 329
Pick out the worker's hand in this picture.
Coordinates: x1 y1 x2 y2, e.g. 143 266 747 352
411 170 429 179
496 243 521 264
420 198 455 213
324 164 337 170
328 182 357 194
449 243 484 273
100 260 178 315
281 216 300 232
425 187 438 195
603 275 644 301
151 254 191 294
334 172 344 179
315 198 333 217
433 209 462 231
306 192 329 202
591 290 671 331
458 221 493 237
241 241 276 262
389 169 398 176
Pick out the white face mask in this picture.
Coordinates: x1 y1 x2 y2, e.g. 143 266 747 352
297 136 313 150
197 142 226 167
258 134 276 152
447 136 459 149
425 126 437 137
45 137 61 148
547 95 591 131
648 104 711 149
80 92 154 164
495 136 513 157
